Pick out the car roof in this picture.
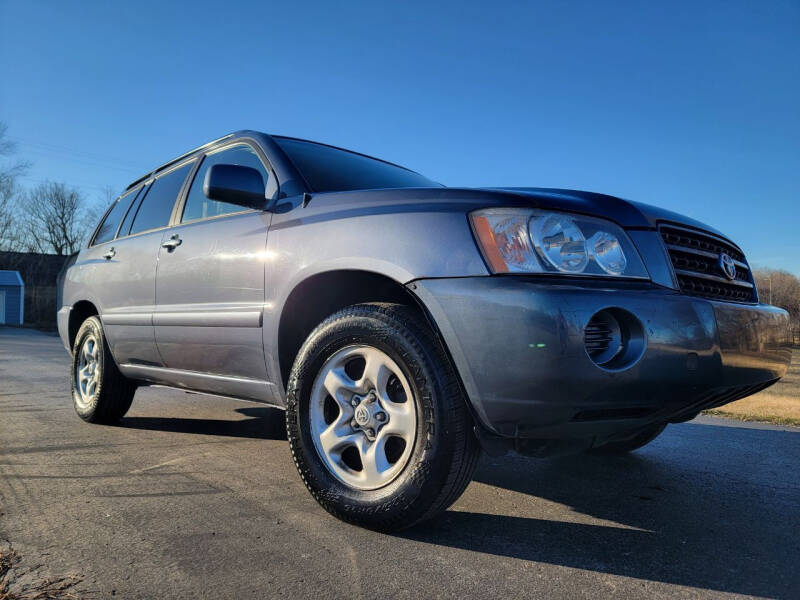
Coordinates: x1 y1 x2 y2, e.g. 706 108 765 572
124 132 238 191
124 130 423 192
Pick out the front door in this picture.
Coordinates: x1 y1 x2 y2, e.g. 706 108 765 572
153 143 274 400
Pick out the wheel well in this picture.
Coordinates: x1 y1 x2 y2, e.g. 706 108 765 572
68 301 99 349
278 271 428 389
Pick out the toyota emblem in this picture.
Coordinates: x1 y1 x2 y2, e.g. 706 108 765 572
719 253 737 280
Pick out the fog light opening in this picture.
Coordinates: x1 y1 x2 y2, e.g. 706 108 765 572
584 308 646 371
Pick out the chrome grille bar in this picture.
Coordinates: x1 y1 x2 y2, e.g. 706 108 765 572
660 224 757 303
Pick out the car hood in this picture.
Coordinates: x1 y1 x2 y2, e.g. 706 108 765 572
479 187 728 239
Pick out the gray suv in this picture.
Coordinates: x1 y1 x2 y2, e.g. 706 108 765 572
58 131 791 530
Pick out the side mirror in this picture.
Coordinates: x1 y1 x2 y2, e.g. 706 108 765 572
203 164 266 210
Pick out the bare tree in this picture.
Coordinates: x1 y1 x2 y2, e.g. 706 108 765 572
89 185 116 229
0 122 30 251
21 181 91 255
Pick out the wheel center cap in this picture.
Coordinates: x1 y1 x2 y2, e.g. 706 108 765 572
354 405 370 426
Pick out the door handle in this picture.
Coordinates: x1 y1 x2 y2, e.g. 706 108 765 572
161 234 182 251
103 247 116 260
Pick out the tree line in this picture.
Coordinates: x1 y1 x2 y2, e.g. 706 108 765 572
0 122 107 255
752 269 800 336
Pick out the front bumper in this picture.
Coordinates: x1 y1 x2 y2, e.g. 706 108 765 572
411 277 791 444
57 305 71 352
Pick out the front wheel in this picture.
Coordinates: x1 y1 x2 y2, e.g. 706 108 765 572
71 316 136 424
286 303 481 531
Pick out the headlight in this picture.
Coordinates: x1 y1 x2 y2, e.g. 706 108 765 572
470 208 648 278
530 213 588 273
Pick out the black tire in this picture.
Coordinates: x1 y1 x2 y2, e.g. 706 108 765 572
286 302 481 531
588 422 667 455
71 316 136 424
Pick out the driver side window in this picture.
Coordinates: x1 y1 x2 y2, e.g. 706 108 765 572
181 144 270 223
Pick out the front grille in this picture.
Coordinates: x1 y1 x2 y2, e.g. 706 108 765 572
660 224 756 303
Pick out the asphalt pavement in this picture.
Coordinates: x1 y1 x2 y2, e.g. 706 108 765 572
1 327 798 599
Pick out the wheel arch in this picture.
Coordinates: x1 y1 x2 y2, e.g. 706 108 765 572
276 270 442 392
68 300 100 350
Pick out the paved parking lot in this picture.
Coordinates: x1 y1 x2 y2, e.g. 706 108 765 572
1 328 799 598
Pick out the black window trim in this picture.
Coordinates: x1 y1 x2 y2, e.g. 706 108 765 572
87 201 117 249
87 135 279 248
115 182 150 241
171 137 278 227
88 186 142 248
124 158 198 238
111 185 143 241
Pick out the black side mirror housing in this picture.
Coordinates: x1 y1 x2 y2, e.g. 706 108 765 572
203 164 266 210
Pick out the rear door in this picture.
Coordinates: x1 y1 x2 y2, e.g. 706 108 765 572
98 162 194 367
153 142 275 399
78 184 159 366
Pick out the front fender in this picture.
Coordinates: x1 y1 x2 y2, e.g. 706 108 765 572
262 194 489 398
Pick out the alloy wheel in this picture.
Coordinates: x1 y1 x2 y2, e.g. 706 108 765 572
75 334 101 409
309 345 417 490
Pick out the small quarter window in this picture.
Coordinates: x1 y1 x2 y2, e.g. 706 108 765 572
181 144 270 223
117 184 147 239
92 189 138 246
129 163 192 234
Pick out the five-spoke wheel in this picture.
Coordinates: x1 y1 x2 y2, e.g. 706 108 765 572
310 345 417 490
75 334 101 409
70 316 136 423
286 303 481 531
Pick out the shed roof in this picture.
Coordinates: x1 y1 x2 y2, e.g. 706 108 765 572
0 270 24 286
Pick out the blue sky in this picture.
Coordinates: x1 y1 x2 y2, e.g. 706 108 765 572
1 1 798 274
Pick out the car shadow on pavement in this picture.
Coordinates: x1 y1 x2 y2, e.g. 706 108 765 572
400 421 800 598
116 406 287 441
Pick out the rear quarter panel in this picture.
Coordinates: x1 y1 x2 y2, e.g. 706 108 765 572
60 231 164 365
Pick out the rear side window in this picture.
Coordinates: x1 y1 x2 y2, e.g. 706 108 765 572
117 184 147 238
181 144 270 223
92 189 138 246
129 163 192 235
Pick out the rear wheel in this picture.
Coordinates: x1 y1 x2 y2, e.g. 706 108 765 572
286 303 481 531
71 316 136 424
588 422 667 455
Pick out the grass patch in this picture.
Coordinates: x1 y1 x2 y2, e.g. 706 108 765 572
0 543 83 600
704 348 800 426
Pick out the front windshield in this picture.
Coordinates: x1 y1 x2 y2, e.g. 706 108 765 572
274 136 441 193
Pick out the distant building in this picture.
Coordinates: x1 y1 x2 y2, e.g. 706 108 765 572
0 270 24 325
0 252 71 328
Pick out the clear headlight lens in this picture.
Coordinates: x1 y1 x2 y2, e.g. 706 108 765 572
530 213 588 273
588 230 627 275
470 208 648 278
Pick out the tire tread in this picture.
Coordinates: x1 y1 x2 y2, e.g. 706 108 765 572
285 302 481 531
71 316 135 424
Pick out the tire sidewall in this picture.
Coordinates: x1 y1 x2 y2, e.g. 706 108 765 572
287 309 458 525
71 316 107 420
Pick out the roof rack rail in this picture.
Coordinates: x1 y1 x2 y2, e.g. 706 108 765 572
124 133 236 191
